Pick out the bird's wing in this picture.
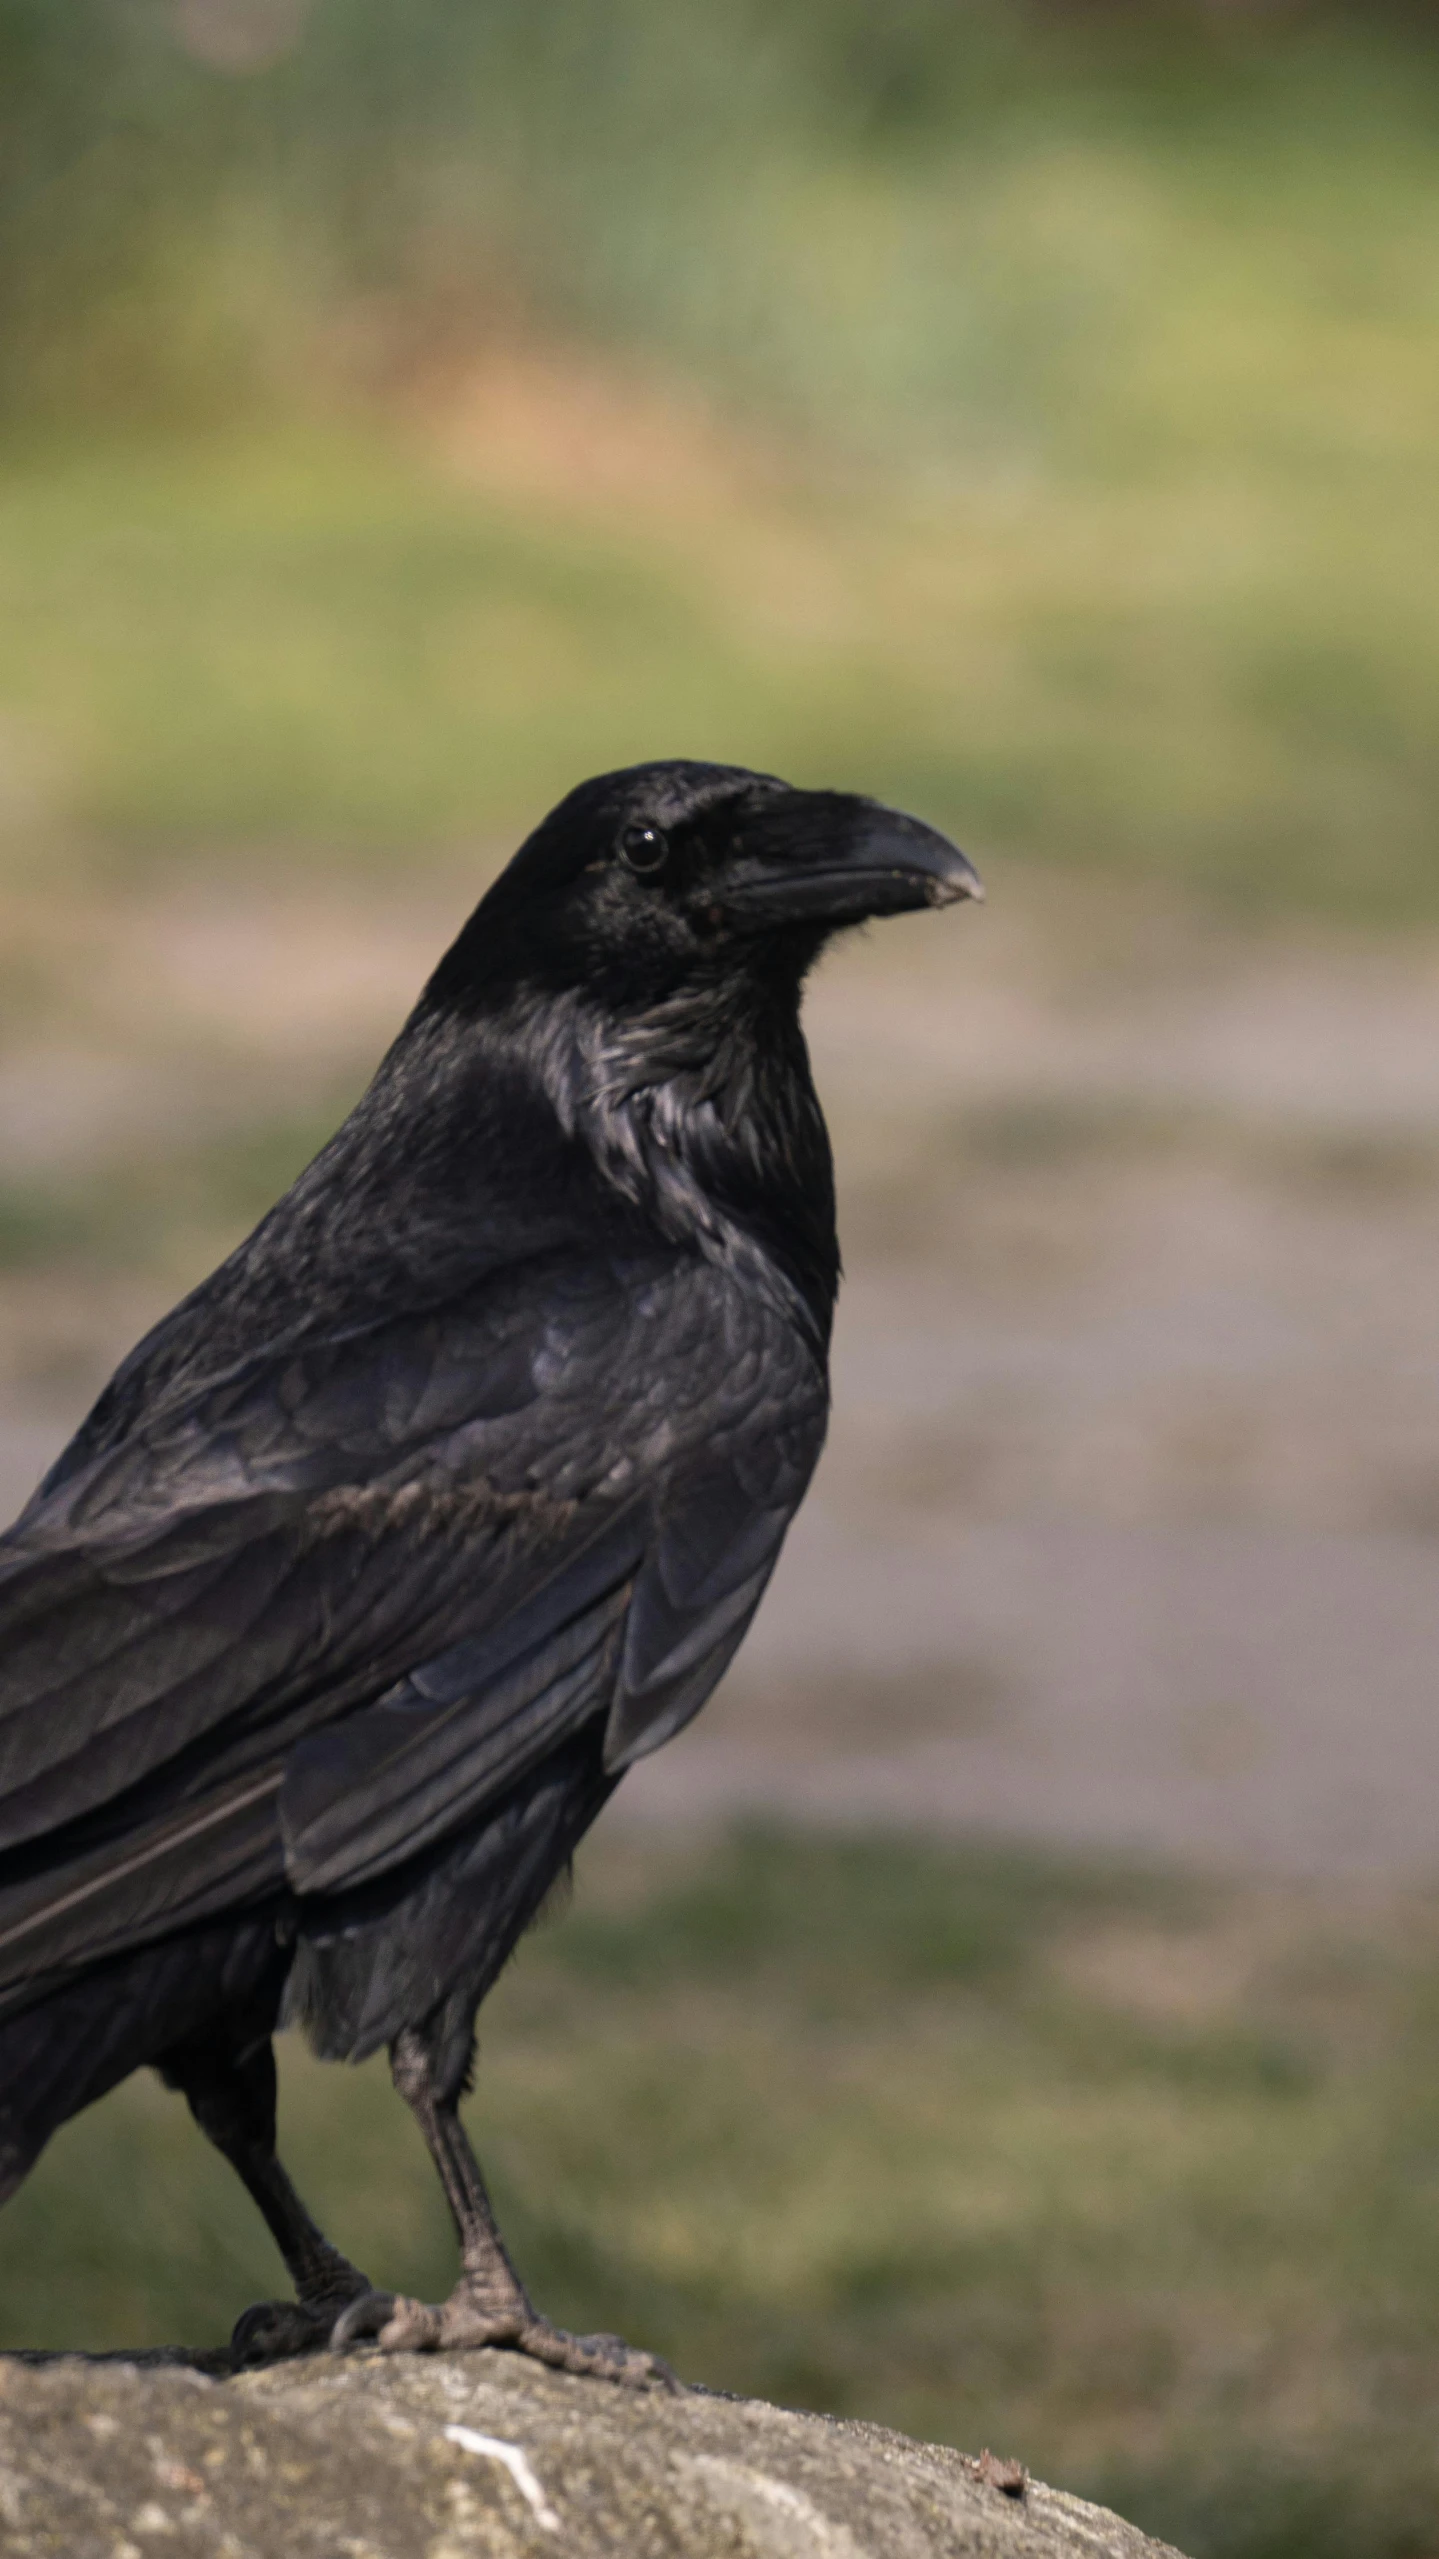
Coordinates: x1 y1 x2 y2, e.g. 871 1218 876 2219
278 1341 824 1894
0 1250 824 1996
0 1251 627 1839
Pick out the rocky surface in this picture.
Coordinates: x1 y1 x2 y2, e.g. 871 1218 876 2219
0 2348 1188 2558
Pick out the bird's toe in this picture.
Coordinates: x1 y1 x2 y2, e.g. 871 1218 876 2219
516 2315 683 2392
329 2288 404 2351
231 2298 336 2367
377 2295 447 2351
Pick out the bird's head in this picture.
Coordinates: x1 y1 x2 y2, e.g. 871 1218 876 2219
426 761 983 1016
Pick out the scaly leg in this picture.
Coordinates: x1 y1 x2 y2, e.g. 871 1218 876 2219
156 2023 372 2364
331 2021 677 2389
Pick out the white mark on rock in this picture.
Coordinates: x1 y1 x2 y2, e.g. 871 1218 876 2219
443 2426 561 2533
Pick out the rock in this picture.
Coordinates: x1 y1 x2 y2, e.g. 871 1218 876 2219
0 2348 1189 2558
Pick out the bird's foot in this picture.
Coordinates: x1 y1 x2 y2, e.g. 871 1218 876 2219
330 2283 680 2390
231 2271 376 2369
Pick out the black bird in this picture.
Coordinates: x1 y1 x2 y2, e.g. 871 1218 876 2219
0 761 980 2380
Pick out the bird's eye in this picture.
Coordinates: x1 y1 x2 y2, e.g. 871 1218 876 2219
618 822 669 876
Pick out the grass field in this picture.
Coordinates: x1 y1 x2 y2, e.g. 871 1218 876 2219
8 1828 1439 2559
0 10 1436 915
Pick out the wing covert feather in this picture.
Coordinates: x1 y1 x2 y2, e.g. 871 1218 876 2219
0 1245 826 1996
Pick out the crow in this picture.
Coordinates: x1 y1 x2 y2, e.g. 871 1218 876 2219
0 760 980 2382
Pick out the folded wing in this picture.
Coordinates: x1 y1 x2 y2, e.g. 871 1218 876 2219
0 1247 825 2010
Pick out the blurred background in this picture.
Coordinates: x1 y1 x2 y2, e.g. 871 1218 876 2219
3 2 1439 2550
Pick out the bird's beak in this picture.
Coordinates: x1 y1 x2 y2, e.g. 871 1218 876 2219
719 791 984 928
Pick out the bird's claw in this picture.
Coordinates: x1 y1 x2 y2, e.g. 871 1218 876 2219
329 2283 679 2388
329 2288 413 2350
232 2281 373 2368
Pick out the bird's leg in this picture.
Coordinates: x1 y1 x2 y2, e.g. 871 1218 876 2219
330 2022 678 2389
155 2024 372 2365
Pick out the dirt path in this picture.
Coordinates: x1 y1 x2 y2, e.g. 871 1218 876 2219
5 870 1439 1875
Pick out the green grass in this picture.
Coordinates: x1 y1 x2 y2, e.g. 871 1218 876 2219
9 1829 1439 2559
0 10 1435 913
0 436 817 857
1 376 1435 919
0 1096 357 1277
